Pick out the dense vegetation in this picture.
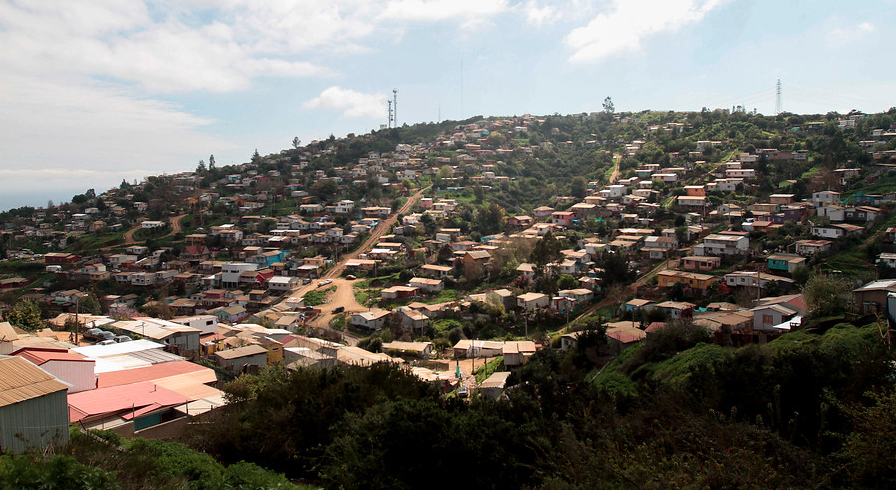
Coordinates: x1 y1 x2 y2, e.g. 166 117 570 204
0 428 308 489
177 318 894 489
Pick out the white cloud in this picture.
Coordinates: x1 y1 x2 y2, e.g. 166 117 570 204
379 0 508 22
305 86 387 119
565 0 726 64
522 1 560 27
827 21 875 47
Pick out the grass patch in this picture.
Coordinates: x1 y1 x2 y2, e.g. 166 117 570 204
421 288 461 304
822 248 871 275
474 356 504 384
303 286 335 306
329 312 346 331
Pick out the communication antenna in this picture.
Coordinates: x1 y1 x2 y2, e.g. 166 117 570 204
392 88 398 127
775 79 782 115
388 100 393 128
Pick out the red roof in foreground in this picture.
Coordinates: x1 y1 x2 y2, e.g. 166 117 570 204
68 382 188 422
96 360 208 389
12 347 93 365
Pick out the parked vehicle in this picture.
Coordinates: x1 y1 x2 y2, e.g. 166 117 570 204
333 306 345 313
114 335 132 343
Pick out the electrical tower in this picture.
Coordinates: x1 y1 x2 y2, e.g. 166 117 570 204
775 79 782 115
392 88 398 127
388 100 393 128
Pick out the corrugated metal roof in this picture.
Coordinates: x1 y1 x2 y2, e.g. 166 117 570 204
97 360 207 388
214 344 267 360
67 382 188 422
72 339 165 358
0 356 68 408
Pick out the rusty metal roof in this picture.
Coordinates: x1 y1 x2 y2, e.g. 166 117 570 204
0 356 68 408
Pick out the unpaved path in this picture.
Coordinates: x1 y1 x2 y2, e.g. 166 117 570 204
287 186 430 344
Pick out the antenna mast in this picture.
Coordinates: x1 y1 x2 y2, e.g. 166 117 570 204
775 79 782 115
392 88 398 127
388 100 393 128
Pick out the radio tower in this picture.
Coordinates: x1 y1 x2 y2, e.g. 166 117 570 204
392 89 398 127
775 79 782 115
388 100 393 128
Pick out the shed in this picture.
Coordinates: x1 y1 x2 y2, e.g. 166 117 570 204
0 355 70 453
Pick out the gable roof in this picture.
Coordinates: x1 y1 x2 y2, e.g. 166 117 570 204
0 356 69 408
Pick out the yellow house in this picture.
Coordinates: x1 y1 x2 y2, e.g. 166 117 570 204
657 270 718 292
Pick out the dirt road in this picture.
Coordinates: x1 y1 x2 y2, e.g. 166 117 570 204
564 259 669 330
608 154 622 184
122 225 140 245
323 186 430 280
287 186 431 343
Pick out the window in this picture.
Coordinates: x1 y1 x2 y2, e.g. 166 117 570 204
761 314 774 326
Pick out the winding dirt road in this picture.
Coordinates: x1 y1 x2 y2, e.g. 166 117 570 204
288 186 431 340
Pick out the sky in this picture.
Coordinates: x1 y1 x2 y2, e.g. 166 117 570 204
0 0 894 211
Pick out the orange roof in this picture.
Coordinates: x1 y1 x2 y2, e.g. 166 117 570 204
96 361 209 389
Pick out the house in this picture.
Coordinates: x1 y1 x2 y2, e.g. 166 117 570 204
382 341 433 358
878 253 896 268
656 270 718 294
0 355 70 453
654 301 696 319
751 295 806 331
681 256 721 271
677 196 707 208
395 307 429 330
409 277 444 293
351 309 392 330
853 279 896 314
462 250 491 268
694 232 750 256
381 285 419 300
502 341 536 367
479 372 512 400
214 345 268 374
723 272 794 290
213 305 248 324
605 323 647 353
625 298 655 313
421 264 453 278
795 240 834 256
453 340 504 358
517 292 549 311
12 347 95 393
811 223 864 239
767 253 807 274
551 211 576 227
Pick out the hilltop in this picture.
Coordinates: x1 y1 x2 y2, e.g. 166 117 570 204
1 107 896 487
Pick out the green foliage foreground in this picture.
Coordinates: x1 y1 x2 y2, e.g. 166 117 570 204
0 429 307 490
180 319 896 489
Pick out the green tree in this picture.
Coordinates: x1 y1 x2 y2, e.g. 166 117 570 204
557 273 579 290
6 300 42 331
802 275 852 317
530 230 561 267
292 137 301 149
602 96 615 114
570 176 587 198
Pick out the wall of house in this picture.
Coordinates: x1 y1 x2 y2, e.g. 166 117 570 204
0 390 70 454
